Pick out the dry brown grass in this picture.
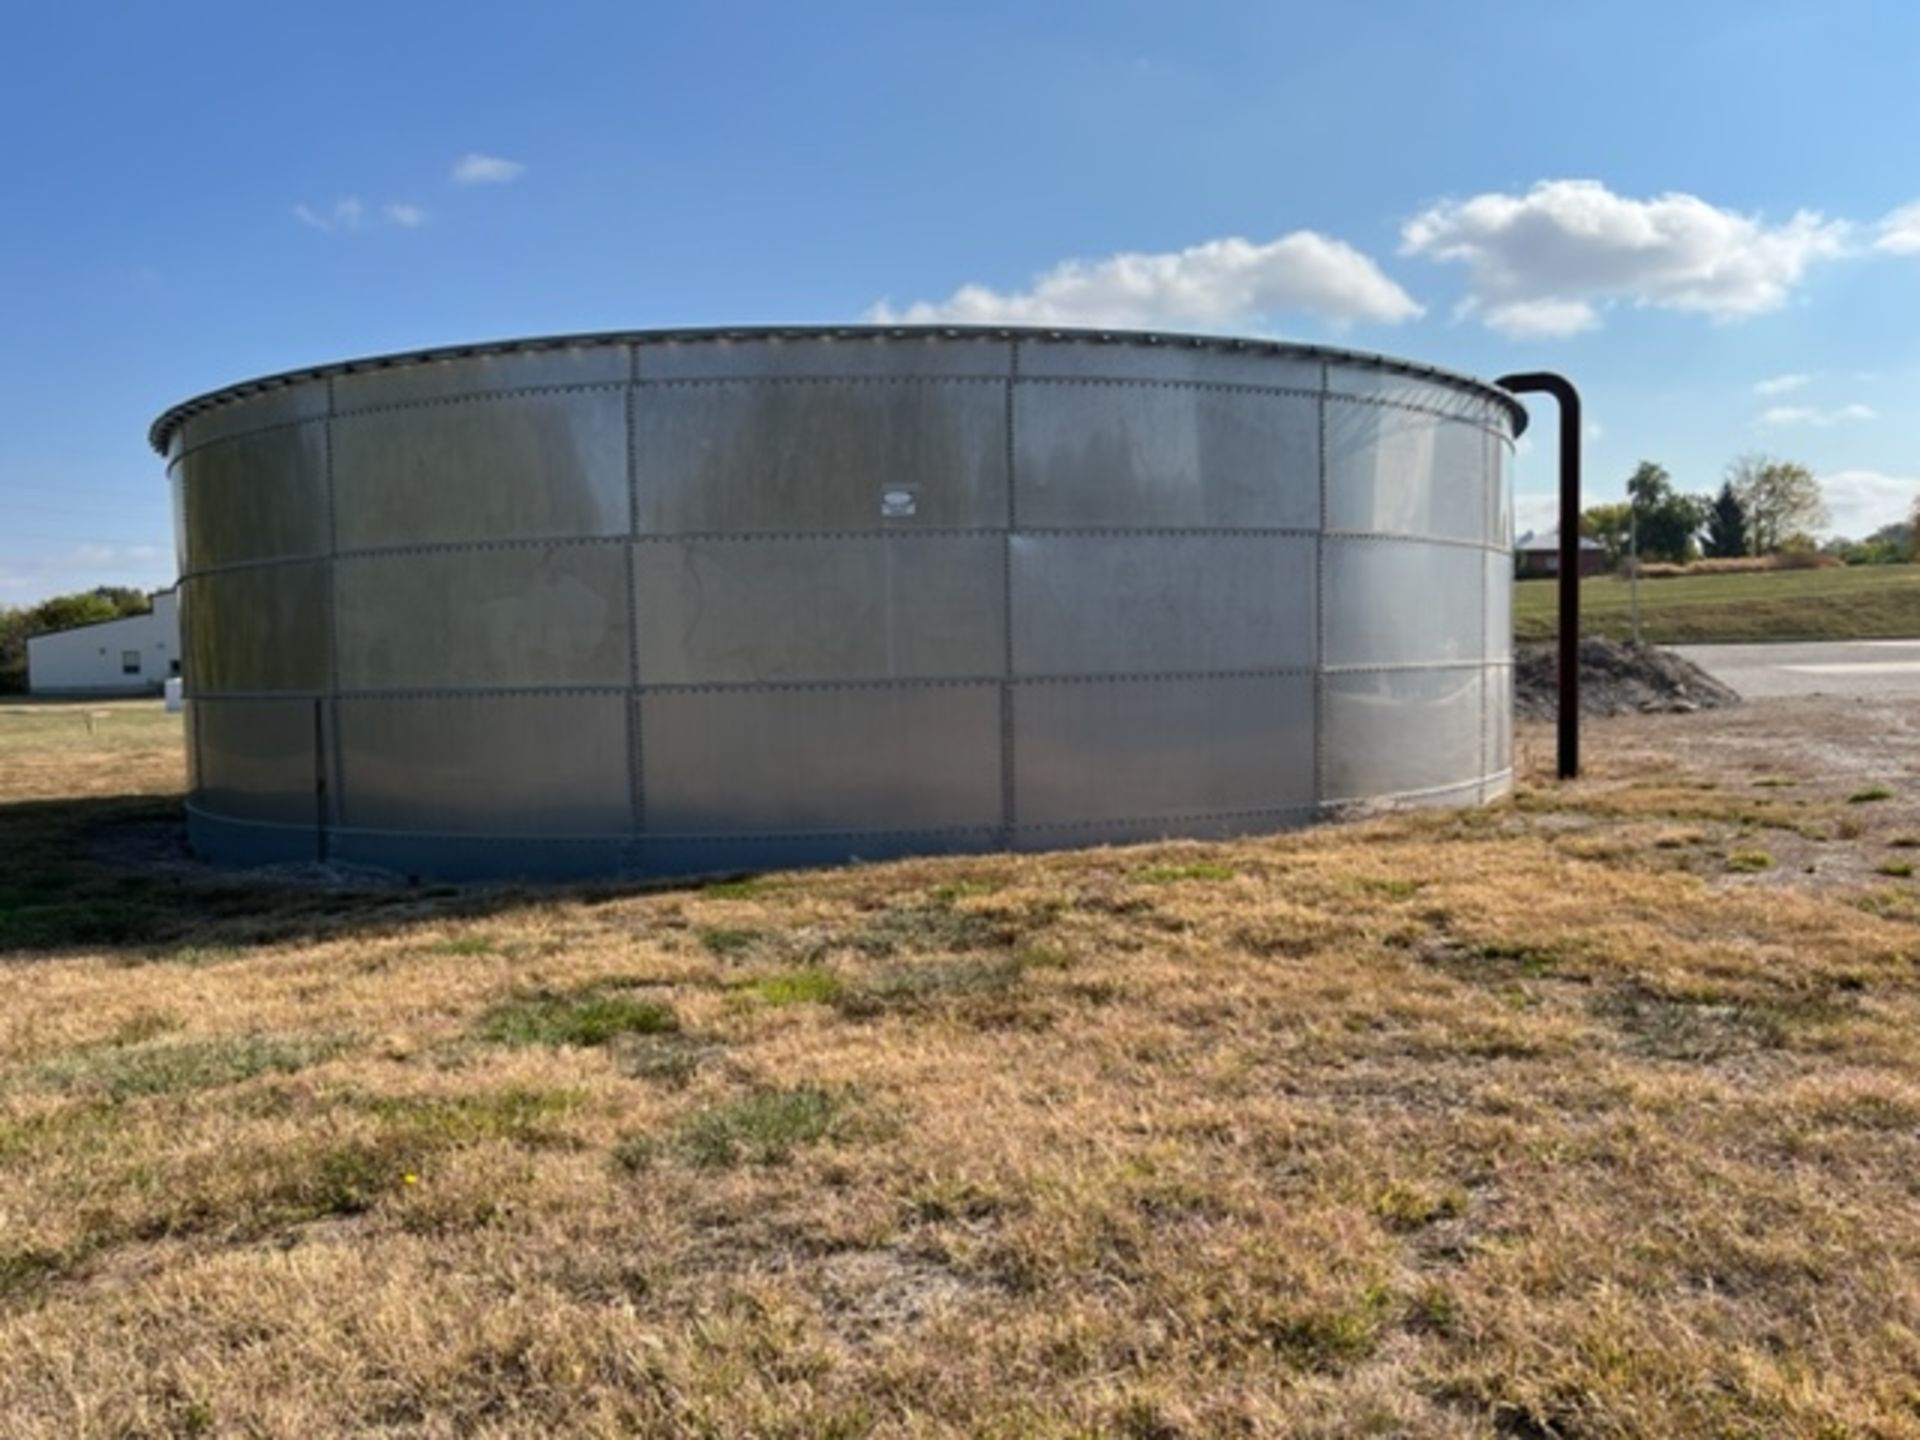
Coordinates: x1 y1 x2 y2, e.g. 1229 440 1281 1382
4 701 1920 1436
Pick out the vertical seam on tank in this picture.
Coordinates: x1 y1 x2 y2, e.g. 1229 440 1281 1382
1479 423 1491 803
1313 361 1328 814
324 376 343 841
625 343 645 851
1000 340 1019 849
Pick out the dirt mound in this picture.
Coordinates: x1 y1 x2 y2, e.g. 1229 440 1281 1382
1515 638 1740 720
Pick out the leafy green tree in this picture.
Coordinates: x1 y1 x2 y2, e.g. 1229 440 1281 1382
1623 461 1710 564
31 593 118 632
1727 454 1828 555
1580 502 1633 569
1703 482 1749 558
0 588 157 692
88 586 152 617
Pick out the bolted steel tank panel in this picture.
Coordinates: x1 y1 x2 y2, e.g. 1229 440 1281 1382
152 326 1523 880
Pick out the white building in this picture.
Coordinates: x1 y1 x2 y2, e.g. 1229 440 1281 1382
27 589 181 694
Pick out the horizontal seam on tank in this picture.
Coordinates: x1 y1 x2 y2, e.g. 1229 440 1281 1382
1323 530 1512 553
331 380 630 421
176 528 1512 576
186 662 1515 702
185 804 628 844
151 325 1528 453
165 375 1510 459
168 413 328 464
1320 776 1495 807
1323 660 1511 675
178 553 330 580
635 374 1009 388
325 822 1003 845
1015 805 1318 832
185 689 328 702
1000 377 1513 435
630 527 1002 543
1323 390 1509 435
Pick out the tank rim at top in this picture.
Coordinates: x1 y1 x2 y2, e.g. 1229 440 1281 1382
149 323 1529 455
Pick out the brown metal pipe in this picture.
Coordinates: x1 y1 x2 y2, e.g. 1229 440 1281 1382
1495 372 1581 780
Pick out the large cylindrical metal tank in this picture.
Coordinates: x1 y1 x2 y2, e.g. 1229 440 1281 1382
152 327 1522 880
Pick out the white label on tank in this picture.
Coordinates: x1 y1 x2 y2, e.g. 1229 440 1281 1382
880 486 917 518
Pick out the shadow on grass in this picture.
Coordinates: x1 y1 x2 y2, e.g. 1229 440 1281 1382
0 792 661 961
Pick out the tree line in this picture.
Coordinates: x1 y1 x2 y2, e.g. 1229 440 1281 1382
0 587 152 693
1578 454 1840 567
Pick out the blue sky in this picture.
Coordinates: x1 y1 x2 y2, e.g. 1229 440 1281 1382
3 1 1917 603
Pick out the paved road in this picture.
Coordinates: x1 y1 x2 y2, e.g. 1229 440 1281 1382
1674 640 1920 699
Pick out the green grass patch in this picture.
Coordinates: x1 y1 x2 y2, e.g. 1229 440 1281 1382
1514 565 1920 645
1135 861 1236 884
1876 860 1915 879
625 1085 859 1170
427 934 497 957
27 1032 353 1102
478 982 678 1048
695 925 764 958
700 878 770 901
742 968 845 1007
1373 1179 1467 1231
1849 787 1895 805
1726 850 1774 874
357 1086 584 1145
1355 877 1424 900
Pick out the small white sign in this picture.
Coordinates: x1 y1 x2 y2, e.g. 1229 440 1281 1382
880 486 917 518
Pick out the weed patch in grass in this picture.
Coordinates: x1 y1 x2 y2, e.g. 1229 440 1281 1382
844 901 1014 958
26 1033 352 1102
1889 834 1920 849
1134 861 1235 884
427 934 497 957
0 1246 74 1301
700 877 770 900
478 983 678 1048
695 925 764 958
1354 877 1424 900
1876 859 1914 878
620 1084 871 1170
837 954 1031 1016
1372 1179 1467 1231
1266 1285 1392 1370
1849 786 1894 804
619 1034 720 1088
1726 850 1773 873
742 968 845 1007
356 1086 584 1147
926 880 998 905
1752 775 1798 789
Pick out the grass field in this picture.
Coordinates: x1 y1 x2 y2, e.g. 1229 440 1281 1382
5 701 1920 1435
1515 562 1920 644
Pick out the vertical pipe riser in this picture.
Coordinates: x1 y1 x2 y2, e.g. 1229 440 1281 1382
1495 372 1582 781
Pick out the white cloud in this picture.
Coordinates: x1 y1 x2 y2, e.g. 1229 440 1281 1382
294 197 366 232
1875 200 1920 255
451 152 526 186
294 197 423 233
1758 403 1876 427
1401 179 1850 335
1753 372 1811 396
1512 491 1560 541
1479 297 1600 339
68 543 164 566
867 231 1424 330
1819 469 1920 538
